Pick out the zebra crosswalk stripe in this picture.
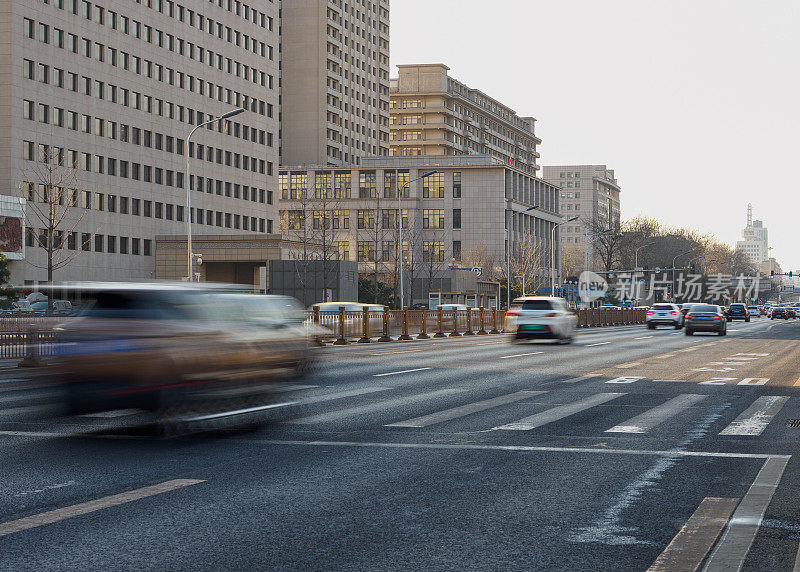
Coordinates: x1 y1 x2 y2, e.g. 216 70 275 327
493 393 625 431
605 394 707 434
718 396 789 436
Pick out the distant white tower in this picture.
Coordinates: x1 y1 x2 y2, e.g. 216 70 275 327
736 205 769 263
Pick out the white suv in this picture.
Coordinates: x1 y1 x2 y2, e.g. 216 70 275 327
505 297 578 344
646 303 682 329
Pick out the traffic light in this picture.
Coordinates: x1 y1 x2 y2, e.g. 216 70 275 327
790 272 794 278
770 270 775 278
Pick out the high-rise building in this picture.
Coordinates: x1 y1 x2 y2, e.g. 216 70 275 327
280 0 391 167
4 0 280 285
542 165 621 248
389 64 541 175
736 204 769 264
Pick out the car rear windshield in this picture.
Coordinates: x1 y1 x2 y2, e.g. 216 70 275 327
515 300 553 310
652 305 674 310
690 305 718 313
730 304 745 308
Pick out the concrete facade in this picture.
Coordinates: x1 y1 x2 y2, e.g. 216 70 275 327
5 0 280 286
280 0 390 167
389 64 541 175
278 155 562 304
542 164 622 251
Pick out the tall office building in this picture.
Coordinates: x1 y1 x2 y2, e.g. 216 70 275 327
389 64 542 175
3 0 280 285
736 204 769 264
542 165 621 248
280 0 391 167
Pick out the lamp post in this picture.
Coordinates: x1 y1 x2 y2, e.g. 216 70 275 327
397 170 437 307
551 216 579 295
506 204 540 308
185 107 245 281
670 250 691 301
632 241 656 305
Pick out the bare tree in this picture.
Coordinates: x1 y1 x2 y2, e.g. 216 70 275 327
559 243 585 282
511 235 550 296
21 147 99 310
461 240 500 281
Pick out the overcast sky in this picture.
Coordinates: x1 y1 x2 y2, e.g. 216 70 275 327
390 0 800 270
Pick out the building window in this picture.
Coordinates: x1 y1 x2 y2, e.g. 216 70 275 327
359 171 376 198
337 241 349 261
357 241 375 262
453 172 462 198
453 209 461 229
381 241 394 262
453 240 462 261
423 172 445 198
423 241 445 262
357 209 375 229
422 209 445 229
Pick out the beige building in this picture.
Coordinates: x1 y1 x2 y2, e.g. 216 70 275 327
542 165 621 250
4 0 280 286
278 155 562 305
280 0 390 167
389 64 541 175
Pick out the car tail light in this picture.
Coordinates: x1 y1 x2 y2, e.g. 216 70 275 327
670 311 678 315
506 311 519 317
713 315 721 320
646 311 654 315
546 312 558 317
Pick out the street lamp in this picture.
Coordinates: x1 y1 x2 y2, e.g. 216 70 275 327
583 227 614 275
506 204 540 308
185 107 245 281
398 170 437 307
551 216 579 295
634 241 656 272
670 250 691 301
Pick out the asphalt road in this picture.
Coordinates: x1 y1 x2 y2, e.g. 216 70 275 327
2 317 800 571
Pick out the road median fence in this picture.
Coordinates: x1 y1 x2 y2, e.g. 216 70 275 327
0 307 647 360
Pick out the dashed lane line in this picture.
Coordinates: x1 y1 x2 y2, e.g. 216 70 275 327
0 479 205 537
499 351 544 360
373 367 431 377
585 342 612 347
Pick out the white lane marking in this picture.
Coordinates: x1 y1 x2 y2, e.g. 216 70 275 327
733 353 770 357
499 351 544 359
703 456 790 571
247 439 789 460
653 379 688 383
634 336 654 340
373 367 431 377
288 388 462 425
718 396 789 436
0 479 205 537
385 390 546 428
605 394 707 434
736 378 769 386
606 376 643 384
616 362 642 369
300 386 391 404
14 481 77 498
670 332 682 335
655 354 676 359
647 497 740 572
794 376 800 387
561 374 600 384
494 392 625 431
585 342 611 347
0 430 63 438
700 378 737 385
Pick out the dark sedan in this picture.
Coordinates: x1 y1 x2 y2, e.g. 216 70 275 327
685 304 727 336
771 307 790 320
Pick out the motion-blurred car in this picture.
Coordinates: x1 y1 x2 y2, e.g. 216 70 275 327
30 300 74 316
49 283 316 430
725 303 750 322
646 303 682 329
505 296 578 343
684 304 727 336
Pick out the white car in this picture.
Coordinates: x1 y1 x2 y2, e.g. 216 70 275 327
747 306 761 317
646 303 682 329
505 296 578 344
